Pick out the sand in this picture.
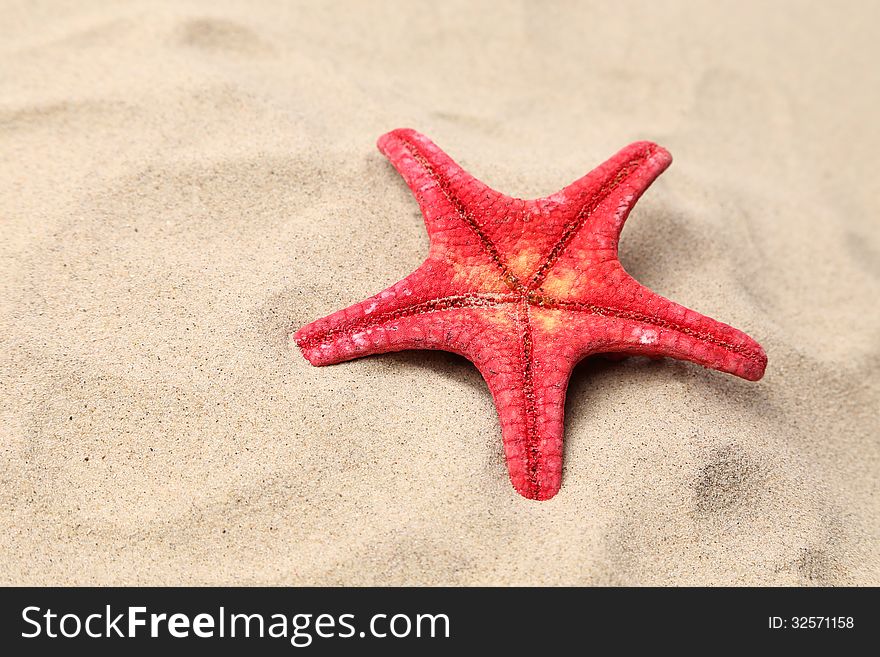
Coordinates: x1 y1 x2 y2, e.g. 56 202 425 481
1 0 878 586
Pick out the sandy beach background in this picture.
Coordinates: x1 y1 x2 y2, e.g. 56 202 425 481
2 1 877 585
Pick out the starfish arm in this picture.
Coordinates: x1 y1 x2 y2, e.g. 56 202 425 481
552 275 767 381
294 247 520 365
377 128 505 239
294 271 518 366
472 304 574 500
529 141 671 287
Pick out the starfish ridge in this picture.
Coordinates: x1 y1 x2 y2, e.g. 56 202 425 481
294 129 767 500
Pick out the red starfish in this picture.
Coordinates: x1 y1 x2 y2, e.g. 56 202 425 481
293 129 767 500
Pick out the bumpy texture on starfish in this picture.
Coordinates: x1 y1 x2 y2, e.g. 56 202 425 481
294 129 767 500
